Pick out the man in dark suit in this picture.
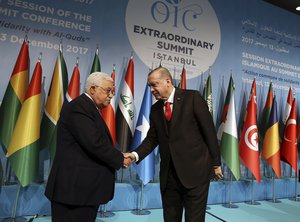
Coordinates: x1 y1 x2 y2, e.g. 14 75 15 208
45 72 127 222
124 67 223 222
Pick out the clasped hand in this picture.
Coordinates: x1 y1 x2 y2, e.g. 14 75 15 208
122 153 135 168
213 166 223 180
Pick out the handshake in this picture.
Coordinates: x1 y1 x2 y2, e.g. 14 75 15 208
122 152 136 168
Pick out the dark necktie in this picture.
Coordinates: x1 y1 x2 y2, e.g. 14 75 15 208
164 102 172 121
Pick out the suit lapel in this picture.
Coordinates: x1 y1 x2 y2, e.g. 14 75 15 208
82 94 114 145
171 89 184 127
156 100 169 135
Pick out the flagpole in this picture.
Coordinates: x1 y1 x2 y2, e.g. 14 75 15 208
1 183 27 222
223 170 238 208
3 161 14 185
103 203 115 217
98 202 115 218
288 174 300 202
131 181 151 215
119 168 124 183
289 160 300 202
268 171 281 203
245 174 260 205
272 172 276 202
129 164 133 180
12 184 22 221
3 156 18 185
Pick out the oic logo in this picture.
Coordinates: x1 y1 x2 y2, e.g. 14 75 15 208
245 125 258 151
165 0 182 4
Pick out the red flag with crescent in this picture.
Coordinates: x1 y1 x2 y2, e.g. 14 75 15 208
239 79 260 183
281 99 297 173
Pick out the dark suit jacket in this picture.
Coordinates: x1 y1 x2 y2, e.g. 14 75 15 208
45 94 123 206
134 88 220 191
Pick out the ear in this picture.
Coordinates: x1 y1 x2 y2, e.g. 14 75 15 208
166 78 172 85
89 86 96 95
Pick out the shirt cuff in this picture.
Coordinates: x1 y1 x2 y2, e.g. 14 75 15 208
132 151 139 162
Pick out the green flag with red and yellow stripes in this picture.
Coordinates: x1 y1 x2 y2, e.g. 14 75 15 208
40 47 68 159
6 59 42 187
0 39 29 151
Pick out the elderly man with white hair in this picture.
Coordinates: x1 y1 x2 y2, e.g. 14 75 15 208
45 72 127 222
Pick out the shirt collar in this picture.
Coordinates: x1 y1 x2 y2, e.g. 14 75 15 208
85 93 99 110
165 87 175 104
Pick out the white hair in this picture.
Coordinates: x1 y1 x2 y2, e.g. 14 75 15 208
85 72 113 93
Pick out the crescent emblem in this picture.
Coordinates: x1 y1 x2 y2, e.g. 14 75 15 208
245 125 258 151
283 119 297 143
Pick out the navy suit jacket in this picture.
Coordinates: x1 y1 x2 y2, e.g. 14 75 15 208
45 94 123 206
134 88 221 191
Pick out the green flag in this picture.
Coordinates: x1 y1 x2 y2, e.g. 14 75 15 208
40 47 68 159
0 39 29 151
90 48 101 73
220 78 240 180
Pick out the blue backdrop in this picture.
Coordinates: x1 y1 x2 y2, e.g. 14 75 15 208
0 0 300 217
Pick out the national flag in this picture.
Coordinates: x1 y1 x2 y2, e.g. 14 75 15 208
220 83 240 180
203 72 213 116
239 79 260 183
262 96 281 178
297 118 300 143
248 78 257 110
130 84 154 185
6 59 42 186
101 65 116 146
281 99 297 173
66 60 80 102
237 83 251 137
90 47 101 73
40 46 68 159
259 82 273 140
279 87 293 147
282 87 293 125
116 56 134 152
217 76 234 140
0 39 29 151
202 78 206 98
240 79 256 129
248 79 257 115
216 76 226 133
179 66 186 89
